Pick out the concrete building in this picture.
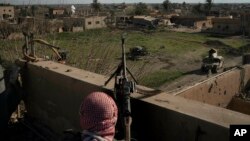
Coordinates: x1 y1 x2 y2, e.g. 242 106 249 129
46 19 64 33
171 16 213 29
49 8 65 18
195 19 213 29
132 16 159 29
114 15 131 28
115 15 130 25
51 8 64 15
207 17 241 35
63 16 106 31
0 6 14 20
84 16 107 30
159 19 173 26
63 17 84 32
203 11 250 36
75 8 93 17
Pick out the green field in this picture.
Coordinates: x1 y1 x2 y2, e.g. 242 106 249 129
0 28 249 88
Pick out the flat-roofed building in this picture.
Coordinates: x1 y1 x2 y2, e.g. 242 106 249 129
49 8 65 18
132 15 159 29
84 16 107 30
63 16 107 32
210 17 241 35
0 6 14 20
171 16 213 29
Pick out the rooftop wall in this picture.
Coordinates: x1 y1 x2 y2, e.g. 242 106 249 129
176 68 247 107
17 60 250 141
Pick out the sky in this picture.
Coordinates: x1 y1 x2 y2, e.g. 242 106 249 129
0 0 249 5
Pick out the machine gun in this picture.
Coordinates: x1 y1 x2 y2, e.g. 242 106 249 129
105 33 137 141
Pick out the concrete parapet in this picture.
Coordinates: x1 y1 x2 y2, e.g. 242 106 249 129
18 60 113 136
17 60 250 141
174 65 250 108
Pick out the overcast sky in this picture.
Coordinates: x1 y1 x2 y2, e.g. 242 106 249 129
0 0 249 5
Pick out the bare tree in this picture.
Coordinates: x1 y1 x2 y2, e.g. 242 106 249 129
204 0 213 15
162 0 171 12
192 3 203 15
91 0 101 12
182 1 186 9
31 5 37 16
134 2 149 15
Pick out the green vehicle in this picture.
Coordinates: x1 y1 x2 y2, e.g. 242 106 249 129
128 46 149 60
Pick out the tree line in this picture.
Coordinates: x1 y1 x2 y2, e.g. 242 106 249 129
90 0 213 16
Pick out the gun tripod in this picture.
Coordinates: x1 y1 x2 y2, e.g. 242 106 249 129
104 63 137 87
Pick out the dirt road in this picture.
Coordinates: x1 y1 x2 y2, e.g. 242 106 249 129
160 56 242 93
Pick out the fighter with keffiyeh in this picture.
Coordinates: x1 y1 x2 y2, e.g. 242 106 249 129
77 34 135 141
79 92 118 141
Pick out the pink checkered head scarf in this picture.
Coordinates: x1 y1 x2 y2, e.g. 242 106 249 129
79 92 118 141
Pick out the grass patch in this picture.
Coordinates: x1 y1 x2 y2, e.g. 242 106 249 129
139 70 183 88
1 29 249 89
221 38 249 48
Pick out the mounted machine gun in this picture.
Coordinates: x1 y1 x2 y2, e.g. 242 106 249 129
105 33 137 141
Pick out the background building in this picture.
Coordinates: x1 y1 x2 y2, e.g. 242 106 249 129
0 6 14 20
208 17 241 35
83 16 107 30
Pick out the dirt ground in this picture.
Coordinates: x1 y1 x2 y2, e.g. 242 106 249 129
169 27 201 33
160 56 242 93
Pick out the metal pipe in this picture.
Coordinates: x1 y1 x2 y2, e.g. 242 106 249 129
121 34 127 79
30 33 35 57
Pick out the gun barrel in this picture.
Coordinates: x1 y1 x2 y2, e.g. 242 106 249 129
121 36 127 79
106 33 135 141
